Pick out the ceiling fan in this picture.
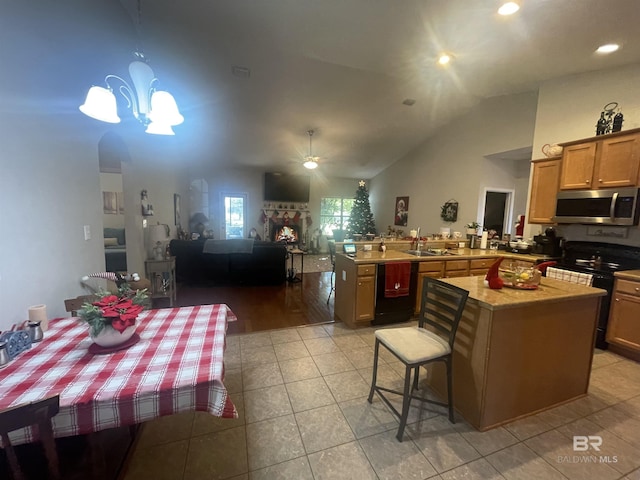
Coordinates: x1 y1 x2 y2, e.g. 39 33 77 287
303 129 320 169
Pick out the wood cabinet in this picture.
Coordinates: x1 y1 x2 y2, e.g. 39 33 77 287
607 278 640 361
414 261 445 313
444 259 469 278
469 258 493 277
559 129 640 191
528 157 562 224
355 264 376 322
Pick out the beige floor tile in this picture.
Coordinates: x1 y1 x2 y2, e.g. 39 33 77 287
279 356 322 383
249 456 314 480
285 376 335 412
239 332 273 349
184 426 248 480
123 439 188 480
136 411 194 448
453 422 519 456
590 364 640 403
503 413 555 441
357 364 403 390
591 349 625 369
273 340 310 362
191 393 245 436
296 325 329 340
303 336 339 355
345 346 377 369
407 415 481 473
312 351 355 375
295 403 355 453
307 441 378 480
339 396 399 439
245 414 305 470
525 428 620 480
324 370 371 403
564 394 610 417
534 401 584 428
440 458 505 480
240 345 277 367
224 349 242 370
242 361 283 391
323 322 358 337
223 368 243 394
269 328 302 345
486 443 566 480
243 384 292 423
618 394 640 418
333 334 369 352
625 468 640 480
587 405 640 448
357 330 376 346
359 429 437 479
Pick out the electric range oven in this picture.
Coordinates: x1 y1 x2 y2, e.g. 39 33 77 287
554 241 640 349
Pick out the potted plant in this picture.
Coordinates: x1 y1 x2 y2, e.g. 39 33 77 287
465 222 481 236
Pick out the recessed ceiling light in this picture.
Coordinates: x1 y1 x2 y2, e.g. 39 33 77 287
437 54 452 66
596 43 620 54
498 2 520 16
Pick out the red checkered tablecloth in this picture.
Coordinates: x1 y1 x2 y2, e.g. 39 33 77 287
0 304 237 446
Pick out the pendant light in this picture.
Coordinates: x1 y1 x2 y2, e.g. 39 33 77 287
303 130 319 169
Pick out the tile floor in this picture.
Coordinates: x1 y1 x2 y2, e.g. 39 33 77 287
123 321 640 480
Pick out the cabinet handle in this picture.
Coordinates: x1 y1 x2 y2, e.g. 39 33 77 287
599 179 603 182
635 287 639 292
615 298 619 302
586 179 590 183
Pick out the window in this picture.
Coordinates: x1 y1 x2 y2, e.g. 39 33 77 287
320 197 354 235
222 193 246 239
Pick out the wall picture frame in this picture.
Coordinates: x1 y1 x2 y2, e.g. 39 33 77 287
394 196 409 226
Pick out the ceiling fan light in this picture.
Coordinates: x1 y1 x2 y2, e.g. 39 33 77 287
145 121 175 135
303 157 319 169
147 91 184 126
498 2 520 16
79 86 121 123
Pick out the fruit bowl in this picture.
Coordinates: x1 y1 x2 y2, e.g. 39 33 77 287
498 263 542 289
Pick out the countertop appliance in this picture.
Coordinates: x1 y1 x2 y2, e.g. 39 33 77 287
533 235 563 257
553 241 640 349
554 187 640 225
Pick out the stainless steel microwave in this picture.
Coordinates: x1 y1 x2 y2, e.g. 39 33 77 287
554 187 640 225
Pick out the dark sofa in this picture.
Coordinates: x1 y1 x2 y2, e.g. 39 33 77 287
169 239 288 286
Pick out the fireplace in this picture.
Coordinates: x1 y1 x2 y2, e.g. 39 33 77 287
271 224 301 244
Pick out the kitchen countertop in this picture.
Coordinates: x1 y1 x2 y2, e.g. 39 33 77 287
614 270 640 281
337 248 556 264
441 275 606 311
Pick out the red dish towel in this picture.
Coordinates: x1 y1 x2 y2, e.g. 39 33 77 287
384 262 411 298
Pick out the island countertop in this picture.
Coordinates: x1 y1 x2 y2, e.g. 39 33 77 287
440 275 606 311
337 248 557 264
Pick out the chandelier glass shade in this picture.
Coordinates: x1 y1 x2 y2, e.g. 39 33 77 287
79 55 183 135
303 130 319 169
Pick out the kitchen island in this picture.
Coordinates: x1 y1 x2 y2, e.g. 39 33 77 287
425 275 606 431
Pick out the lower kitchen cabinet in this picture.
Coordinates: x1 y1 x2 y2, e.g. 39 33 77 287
607 277 640 360
414 261 445 313
355 267 376 321
469 258 493 277
444 259 469 278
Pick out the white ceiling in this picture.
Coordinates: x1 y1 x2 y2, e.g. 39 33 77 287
118 0 640 178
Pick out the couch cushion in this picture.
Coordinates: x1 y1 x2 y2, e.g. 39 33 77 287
104 228 125 245
104 237 119 247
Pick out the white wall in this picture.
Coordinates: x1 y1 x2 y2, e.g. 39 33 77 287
526 63 640 247
370 91 538 237
100 173 125 229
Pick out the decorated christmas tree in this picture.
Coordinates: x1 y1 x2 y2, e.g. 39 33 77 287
347 180 376 235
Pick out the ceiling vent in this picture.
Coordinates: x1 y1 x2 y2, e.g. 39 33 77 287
402 98 416 106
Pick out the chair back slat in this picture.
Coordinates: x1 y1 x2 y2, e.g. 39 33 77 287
419 278 469 347
0 395 61 480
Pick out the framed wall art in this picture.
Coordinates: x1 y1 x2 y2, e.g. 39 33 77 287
394 196 409 226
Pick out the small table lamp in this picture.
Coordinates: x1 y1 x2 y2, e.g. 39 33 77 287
147 224 169 260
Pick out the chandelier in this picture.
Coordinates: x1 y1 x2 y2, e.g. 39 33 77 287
79 1 183 135
303 130 319 169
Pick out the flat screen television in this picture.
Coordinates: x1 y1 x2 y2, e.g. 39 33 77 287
264 172 310 203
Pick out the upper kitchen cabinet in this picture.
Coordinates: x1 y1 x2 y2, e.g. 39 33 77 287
528 157 562 224
559 128 640 190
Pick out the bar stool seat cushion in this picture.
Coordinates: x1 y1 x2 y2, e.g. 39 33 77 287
376 327 451 364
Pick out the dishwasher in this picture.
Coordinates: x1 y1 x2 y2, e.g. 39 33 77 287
372 262 418 325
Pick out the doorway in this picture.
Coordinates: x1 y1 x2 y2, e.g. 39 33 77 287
221 193 247 239
480 189 514 238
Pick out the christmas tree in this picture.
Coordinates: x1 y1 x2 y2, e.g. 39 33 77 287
347 180 376 235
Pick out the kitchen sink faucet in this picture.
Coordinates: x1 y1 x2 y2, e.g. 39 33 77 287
416 227 421 252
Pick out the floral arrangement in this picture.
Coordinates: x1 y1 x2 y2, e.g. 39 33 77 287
79 284 149 337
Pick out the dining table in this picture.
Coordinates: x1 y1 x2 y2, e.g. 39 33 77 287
0 304 238 446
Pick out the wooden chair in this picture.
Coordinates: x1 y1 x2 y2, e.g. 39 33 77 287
64 295 98 316
368 277 469 441
326 241 336 304
0 395 61 480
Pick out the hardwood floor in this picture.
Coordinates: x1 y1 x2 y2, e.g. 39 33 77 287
173 271 336 334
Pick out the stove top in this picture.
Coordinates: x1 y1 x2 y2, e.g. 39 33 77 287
558 241 640 275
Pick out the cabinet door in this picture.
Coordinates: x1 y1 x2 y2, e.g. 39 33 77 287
355 276 375 321
560 142 597 190
607 292 640 352
528 158 562 223
596 133 640 188
444 260 469 278
415 271 442 313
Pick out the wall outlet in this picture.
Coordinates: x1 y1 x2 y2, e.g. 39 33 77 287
83 225 91 240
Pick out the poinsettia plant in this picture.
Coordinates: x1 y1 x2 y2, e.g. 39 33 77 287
79 284 149 336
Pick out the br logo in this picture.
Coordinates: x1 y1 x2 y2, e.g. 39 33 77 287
573 435 602 452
